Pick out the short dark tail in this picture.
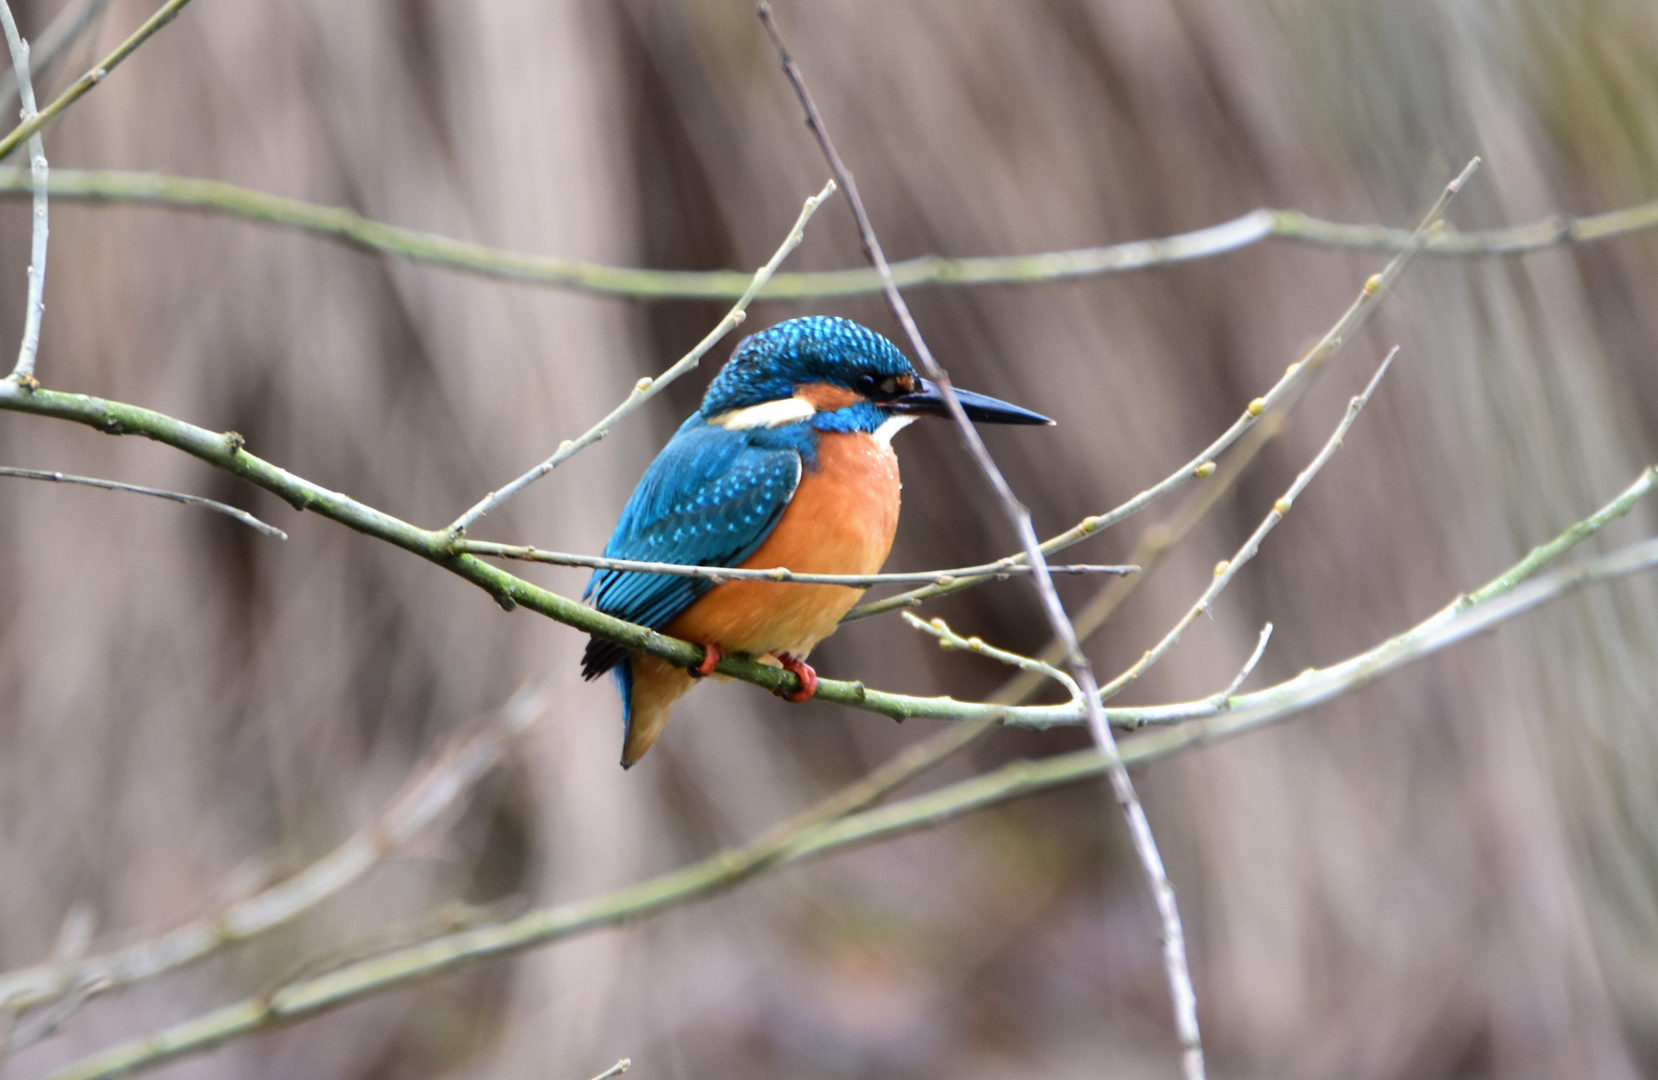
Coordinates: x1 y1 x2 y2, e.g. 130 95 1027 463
581 636 628 681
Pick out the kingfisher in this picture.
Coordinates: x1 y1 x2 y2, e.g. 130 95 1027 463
582 316 1051 767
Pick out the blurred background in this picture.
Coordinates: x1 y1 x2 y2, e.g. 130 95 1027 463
2 1 1657 1078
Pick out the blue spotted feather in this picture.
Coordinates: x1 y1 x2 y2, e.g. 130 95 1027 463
580 412 806 679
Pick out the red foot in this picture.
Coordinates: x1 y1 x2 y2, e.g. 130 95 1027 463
691 643 724 678
776 653 818 702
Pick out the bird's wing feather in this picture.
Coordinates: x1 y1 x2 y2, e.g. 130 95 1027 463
582 418 803 678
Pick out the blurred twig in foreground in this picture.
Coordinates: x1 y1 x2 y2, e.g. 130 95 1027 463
0 684 550 1017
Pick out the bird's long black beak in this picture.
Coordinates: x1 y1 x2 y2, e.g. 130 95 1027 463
889 378 1054 425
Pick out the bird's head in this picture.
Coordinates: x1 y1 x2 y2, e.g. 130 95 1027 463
701 316 1052 439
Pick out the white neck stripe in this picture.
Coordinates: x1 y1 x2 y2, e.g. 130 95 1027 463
872 414 917 447
709 397 818 430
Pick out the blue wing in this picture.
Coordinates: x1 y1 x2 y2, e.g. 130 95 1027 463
581 414 803 678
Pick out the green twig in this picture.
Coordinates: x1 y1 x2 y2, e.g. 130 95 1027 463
3 167 1655 298
0 0 117 115
0 0 195 164
13 336 1628 745
1067 463 1658 731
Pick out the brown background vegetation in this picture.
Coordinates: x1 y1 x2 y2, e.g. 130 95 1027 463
2 2 1657 1078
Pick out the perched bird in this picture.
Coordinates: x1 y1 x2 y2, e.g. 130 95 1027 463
582 316 1051 767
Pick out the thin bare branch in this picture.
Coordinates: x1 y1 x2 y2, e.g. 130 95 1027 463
902 612 1083 702
1100 347 1398 704
20 360 1589 735
588 1060 631 1080
0 0 48 381
454 537 1135 586
1053 462 1658 732
0 0 195 164
1221 623 1274 700
0 466 288 538
1 167 1652 299
444 178 836 536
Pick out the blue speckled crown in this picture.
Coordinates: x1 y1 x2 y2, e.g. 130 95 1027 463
701 316 915 415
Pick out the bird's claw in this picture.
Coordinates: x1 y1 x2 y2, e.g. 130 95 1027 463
775 653 818 702
690 643 724 678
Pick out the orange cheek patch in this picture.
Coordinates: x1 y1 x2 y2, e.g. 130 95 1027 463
795 383 864 411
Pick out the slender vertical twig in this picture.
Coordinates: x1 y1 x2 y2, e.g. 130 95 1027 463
754 7 1205 1076
0 0 47 382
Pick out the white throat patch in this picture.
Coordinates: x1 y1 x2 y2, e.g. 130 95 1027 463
709 396 818 430
872 414 917 448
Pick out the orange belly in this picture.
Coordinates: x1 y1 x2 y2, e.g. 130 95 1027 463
621 431 902 767
665 430 901 657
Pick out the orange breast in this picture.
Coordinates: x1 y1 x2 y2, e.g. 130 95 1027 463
666 431 901 658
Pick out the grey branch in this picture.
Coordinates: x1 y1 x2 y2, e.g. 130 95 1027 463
904 612 1083 702
0 0 48 382
0 466 288 538
1221 623 1274 700
454 537 1136 586
444 179 836 536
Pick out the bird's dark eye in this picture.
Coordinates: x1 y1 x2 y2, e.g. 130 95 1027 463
853 372 917 400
